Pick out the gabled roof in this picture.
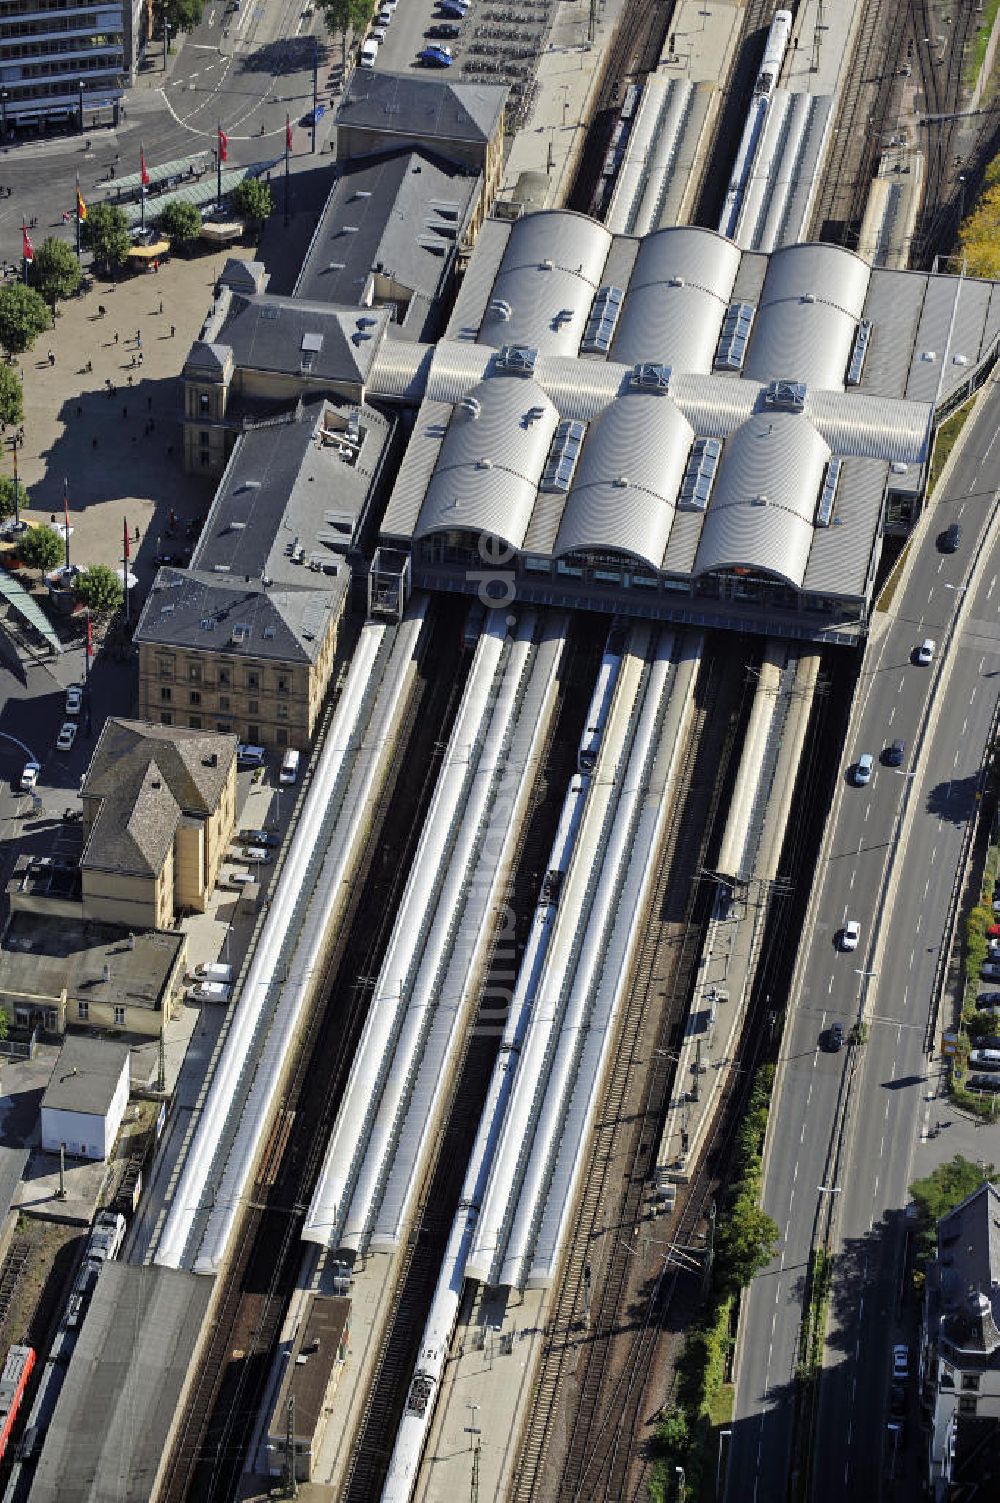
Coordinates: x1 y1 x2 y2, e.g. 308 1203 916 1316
134 568 346 665
937 1180 1000 1307
220 295 389 387
337 70 506 151
183 341 230 377
81 719 237 877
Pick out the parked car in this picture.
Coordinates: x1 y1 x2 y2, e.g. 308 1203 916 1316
826 1021 845 1052
188 981 232 1004
236 743 266 768
939 522 961 553
19 761 40 791
226 871 257 890
884 739 905 767
418 43 454 65
427 20 461 35
839 919 861 952
65 685 83 716
892 1344 909 1380
438 0 469 15
854 752 873 786
368 23 387 41
982 961 1000 981
192 962 233 983
239 846 272 864
280 748 300 785
238 828 279 847
916 638 936 665
301 105 326 127
56 721 78 752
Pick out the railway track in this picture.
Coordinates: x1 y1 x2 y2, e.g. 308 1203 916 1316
509 641 749 1503
158 603 469 1503
910 0 986 266
808 0 909 243
340 619 603 1503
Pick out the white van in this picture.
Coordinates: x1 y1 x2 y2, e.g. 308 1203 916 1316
188 981 233 1004
237 743 266 768
280 748 300 785
360 37 379 67
193 962 233 984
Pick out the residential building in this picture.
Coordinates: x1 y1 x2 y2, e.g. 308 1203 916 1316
923 1181 1000 1499
0 911 184 1037
40 1036 130 1161
80 718 237 925
0 0 128 137
138 398 392 747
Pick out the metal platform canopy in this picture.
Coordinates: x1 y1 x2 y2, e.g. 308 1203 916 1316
119 162 280 229
107 152 211 196
0 570 62 654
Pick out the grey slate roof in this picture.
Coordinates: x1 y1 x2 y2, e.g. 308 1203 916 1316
337 69 506 151
41 1036 129 1116
220 294 390 387
183 341 230 378
937 1181 1000 1314
32 1263 213 1503
0 914 182 1015
81 718 236 877
294 150 478 311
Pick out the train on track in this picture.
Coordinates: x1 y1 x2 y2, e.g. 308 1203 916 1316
719 8 794 238
0 1346 34 1462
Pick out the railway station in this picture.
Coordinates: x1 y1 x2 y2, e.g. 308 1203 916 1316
9 2 1000 1502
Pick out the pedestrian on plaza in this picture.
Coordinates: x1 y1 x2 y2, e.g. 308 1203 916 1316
138 351 143 366
170 325 175 337
76 405 82 417
47 349 54 366
153 260 159 274
113 331 119 345
85 360 92 374
92 437 98 449
135 329 141 345
110 165 115 180
122 406 127 419
158 299 163 315
147 396 153 411
134 525 139 542
127 374 133 386
130 354 136 368
98 304 106 317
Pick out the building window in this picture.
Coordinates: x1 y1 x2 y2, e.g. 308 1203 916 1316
247 671 260 690
248 700 259 715
961 1374 981 1391
158 657 174 679
219 695 230 710
114 1005 125 1027
200 453 210 468
959 1395 978 1415
14 1008 29 1027
44 1009 57 1032
161 712 173 726
160 686 172 702
276 727 289 746
77 1001 89 1021
217 721 231 733
276 674 289 694
247 725 259 742
219 668 231 686
199 393 210 414
189 662 202 682
189 715 202 729
189 690 201 706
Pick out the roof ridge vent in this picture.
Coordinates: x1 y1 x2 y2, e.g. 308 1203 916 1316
613 475 629 488
476 457 494 470
668 275 685 287
460 396 481 419
801 292 816 304
488 298 512 322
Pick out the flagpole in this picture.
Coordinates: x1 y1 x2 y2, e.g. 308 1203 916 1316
123 516 130 624
217 120 222 205
63 477 70 572
284 114 290 228
12 444 19 530
75 174 81 261
21 220 27 285
140 141 145 231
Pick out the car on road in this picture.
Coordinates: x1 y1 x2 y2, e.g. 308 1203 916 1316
853 752 873 786
839 919 861 952
239 846 272 864
892 1344 909 1380
301 105 326 127
427 20 461 35
938 522 962 553
225 871 257 890
236 743 266 768
65 685 83 716
439 0 470 16
19 761 40 791
238 828 279 847
889 1381 906 1416
56 722 78 753
826 1021 845 1052
916 637 936 665
188 981 232 1004
418 43 454 64
884 739 905 767
368 23 387 41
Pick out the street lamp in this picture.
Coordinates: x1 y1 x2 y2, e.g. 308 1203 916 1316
0 90 8 140
77 78 85 136
164 20 171 72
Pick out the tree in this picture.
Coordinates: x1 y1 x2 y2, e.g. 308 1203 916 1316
316 0 371 62
157 198 202 252
0 366 22 429
0 1009 7 1043
910 1155 998 1260
0 476 28 520
28 237 82 310
229 178 274 228
0 283 51 355
157 0 205 35
81 202 130 276
18 524 63 573
74 562 124 616
714 1194 780 1294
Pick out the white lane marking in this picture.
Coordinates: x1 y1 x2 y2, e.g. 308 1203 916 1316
909 949 915 968
971 686 978 702
915 914 922 934
828 974 834 993
864 802 871 821
989 576 997 602
889 705 896 725
850 870 856 890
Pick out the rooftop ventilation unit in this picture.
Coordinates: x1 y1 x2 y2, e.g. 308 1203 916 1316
613 475 629 488
488 298 513 322
496 344 538 375
476 458 494 470
229 520 246 531
668 275 685 287
801 292 816 304
539 258 554 270
460 395 482 419
763 379 807 412
630 362 672 391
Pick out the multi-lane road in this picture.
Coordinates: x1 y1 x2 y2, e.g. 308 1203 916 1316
729 378 1000 1503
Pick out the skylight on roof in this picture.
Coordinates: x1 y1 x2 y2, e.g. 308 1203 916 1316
541 419 586 493
678 437 722 512
581 285 624 355
714 302 755 371
301 332 324 353
815 457 843 527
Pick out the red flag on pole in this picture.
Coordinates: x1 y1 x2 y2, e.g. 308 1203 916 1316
286 114 292 152
21 222 33 264
140 147 150 187
124 517 130 563
218 127 228 163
